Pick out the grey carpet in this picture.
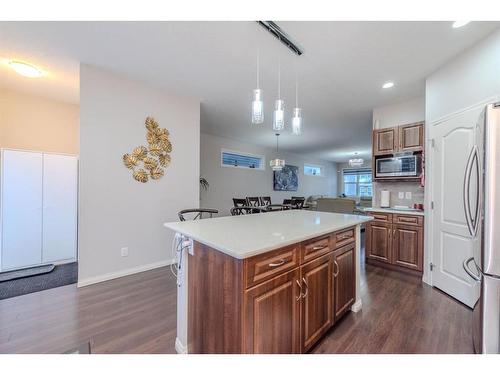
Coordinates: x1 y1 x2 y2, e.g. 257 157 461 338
0 262 77 300
0 264 55 282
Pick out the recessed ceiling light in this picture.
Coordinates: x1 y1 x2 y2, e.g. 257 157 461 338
382 82 394 89
452 21 471 28
8 60 43 78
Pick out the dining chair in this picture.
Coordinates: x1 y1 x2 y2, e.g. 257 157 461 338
232 198 248 207
246 197 261 207
260 196 272 206
230 206 265 216
282 199 293 210
291 198 305 210
178 208 218 221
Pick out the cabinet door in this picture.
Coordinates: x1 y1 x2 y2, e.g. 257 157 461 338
42 154 78 263
373 127 398 155
365 221 392 263
392 224 423 271
1 150 43 270
300 253 333 352
243 268 301 353
333 244 355 320
399 122 424 153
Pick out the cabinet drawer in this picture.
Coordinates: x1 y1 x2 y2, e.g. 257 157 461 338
393 214 423 226
301 236 332 263
244 245 299 289
368 212 393 223
333 227 355 248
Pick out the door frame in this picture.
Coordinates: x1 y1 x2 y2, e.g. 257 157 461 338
424 96 499 287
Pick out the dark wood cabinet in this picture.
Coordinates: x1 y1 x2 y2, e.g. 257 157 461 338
244 268 301 353
365 212 424 275
365 221 392 263
333 244 356 320
392 224 423 272
373 127 398 155
300 253 333 352
399 122 424 153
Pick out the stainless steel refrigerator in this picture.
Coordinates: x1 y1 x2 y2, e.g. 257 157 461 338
463 102 500 354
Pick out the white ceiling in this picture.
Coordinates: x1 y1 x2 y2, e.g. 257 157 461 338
0 21 498 162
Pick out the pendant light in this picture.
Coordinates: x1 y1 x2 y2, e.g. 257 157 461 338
349 152 364 167
251 49 264 124
270 133 285 171
273 58 285 131
291 58 302 135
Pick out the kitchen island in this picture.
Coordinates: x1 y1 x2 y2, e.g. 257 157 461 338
164 210 372 354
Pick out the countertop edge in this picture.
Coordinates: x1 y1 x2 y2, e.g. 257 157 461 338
164 216 373 259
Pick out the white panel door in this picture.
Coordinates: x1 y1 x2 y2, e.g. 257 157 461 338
1 150 43 270
42 154 78 263
431 106 482 307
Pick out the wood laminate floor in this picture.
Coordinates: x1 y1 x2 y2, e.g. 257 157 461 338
0 251 473 354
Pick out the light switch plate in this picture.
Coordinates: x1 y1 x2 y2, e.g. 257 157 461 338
398 192 404 199
121 247 129 257
405 192 412 200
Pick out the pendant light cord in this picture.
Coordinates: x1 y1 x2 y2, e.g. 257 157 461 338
276 133 279 152
295 57 298 107
278 58 281 99
256 48 260 89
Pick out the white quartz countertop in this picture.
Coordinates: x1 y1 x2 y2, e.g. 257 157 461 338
361 207 425 216
164 210 373 259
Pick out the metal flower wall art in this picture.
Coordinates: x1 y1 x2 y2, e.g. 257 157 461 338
123 117 172 183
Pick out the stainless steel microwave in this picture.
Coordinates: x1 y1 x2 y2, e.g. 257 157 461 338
375 154 422 178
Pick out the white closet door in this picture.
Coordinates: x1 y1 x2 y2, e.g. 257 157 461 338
1 150 43 270
42 154 78 263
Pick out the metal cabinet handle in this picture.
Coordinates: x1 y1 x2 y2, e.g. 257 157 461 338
268 259 286 267
295 279 303 301
301 277 308 299
463 257 481 282
312 245 327 251
333 260 339 277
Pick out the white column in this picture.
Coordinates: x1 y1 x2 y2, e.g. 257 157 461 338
351 224 363 312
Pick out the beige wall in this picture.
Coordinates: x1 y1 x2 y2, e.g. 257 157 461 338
0 87 79 154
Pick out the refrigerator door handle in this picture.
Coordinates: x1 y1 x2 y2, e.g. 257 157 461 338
463 257 481 282
463 145 478 236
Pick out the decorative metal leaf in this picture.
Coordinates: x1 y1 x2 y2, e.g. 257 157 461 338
150 167 164 180
133 169 149 183
145 117 159 132
154 128 169 142
159 140 172 153
159 153 171 167
147 131 160 145
132 146 148 160
149 143 162 156
123 154 138 169
143 156 158 170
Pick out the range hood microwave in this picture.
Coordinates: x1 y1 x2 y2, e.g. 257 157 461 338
375 154 422 178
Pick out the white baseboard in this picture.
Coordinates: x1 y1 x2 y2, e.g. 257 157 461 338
77 258 175 288
175 337 187 354
351 298 362 313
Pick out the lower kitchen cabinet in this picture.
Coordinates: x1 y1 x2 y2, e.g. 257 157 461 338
300 253 333 352
365 221 392 263
333 244 356 320
392 224 423 271
365 212 424 274
243 268 301 353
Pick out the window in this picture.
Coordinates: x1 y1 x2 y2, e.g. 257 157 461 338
304 164 324 177
343 168 372 197
221 149 265 170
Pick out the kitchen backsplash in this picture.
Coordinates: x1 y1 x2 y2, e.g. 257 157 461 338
372 181 425 209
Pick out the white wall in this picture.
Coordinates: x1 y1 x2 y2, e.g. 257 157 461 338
78 64 200 286
372 96 425 129
200 133 337 216
423 28 500 285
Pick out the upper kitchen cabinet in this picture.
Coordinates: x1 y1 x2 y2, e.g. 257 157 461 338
373 122 424 156
373 127 398 155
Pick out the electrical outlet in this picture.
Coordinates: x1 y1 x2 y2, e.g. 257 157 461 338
405 192 412 200
398 192 404 199
121 247 129 257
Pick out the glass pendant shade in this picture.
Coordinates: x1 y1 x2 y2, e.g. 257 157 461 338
291 107 302 135
349 158 364 167
273 99 285 131
270 158 285 171
251 89 264 124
